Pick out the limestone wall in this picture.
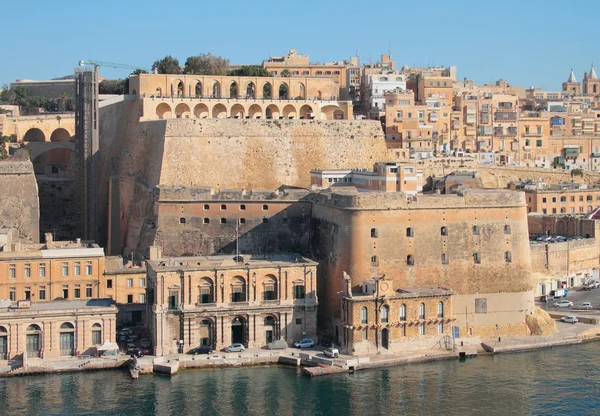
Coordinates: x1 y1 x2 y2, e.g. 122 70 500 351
0 160 40 243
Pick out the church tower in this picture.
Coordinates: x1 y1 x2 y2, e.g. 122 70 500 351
583 64 600 95
562 69 581 95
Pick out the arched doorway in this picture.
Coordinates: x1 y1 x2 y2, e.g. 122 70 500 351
59 322 75 356
265 104 280 120
246 82 256 99
264 316 276 345
279 83 289 99
299 104 314 119
194 103 209 119
263 82 272 99
298 83 306 99
195 82 203 97
230 104 245 119
23 128 45 142
231 317 246 345
230 82 239 98
175 103 191 118
283 105 296 119
249 104 262 119
177 81 184 97
156 103 172 119
212 104 227 119
381 328 389 349
26 324 42 358
91 323 102 345
199 319 213 346
212 82 221 98
155 87 162 98
50 128 71 142
0 326 6 360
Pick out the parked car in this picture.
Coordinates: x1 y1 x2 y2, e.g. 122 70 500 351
267 339 288 350
321 336 332 348
127 347 144 357
293 339 315 349
323 348 339 358
560 316 579 324
577 302 593 310
554 300 573 308
189 345 213 355
540 295 554 302
139 338 151 348
225 343 245 353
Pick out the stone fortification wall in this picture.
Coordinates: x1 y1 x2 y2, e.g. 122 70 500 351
530 239 600 278
0 160 40 243
527 215 599 238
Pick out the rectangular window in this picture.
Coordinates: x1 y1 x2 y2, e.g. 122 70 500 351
62 286 69 299
9 264 16 279
441 253 448 265
139 278 146 287
106 279 113 289
74 286 81 299
24 264 31 278
39 286 46 300
74 261 81 276
139 294 146 303
363 328 368 340
542 197 547 203
438 322 444 334
536 140 543 147
127 279 133 288
295 318 302 325
127 294 133 304
62 262 69 277
294 285 305 299
86 285 92 298
9 287 16 301
505 251 512 263
85 261 92 275
24 287 31 300
419 324 425 335
473 252 481 264
39 263 46 278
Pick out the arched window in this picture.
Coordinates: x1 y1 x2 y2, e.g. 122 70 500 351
195 82 202 97
212 82 221 98
92 323 102 345
407 255 414 266
371 256 378 266
0 325 6 360
437 302 444 318
231 276 246 302
418 303 426 320
371 228 378 238
263 82 272 99
406 227 414 237
26 324 42 358
220 218 227 224
246 82 256 99
504 225 511 234
381 305 389 323
263 276 277 301
264 316 276 326
59 322 75 356
400 304 406 321
361 307 368 324
230 82 238 98
199 277 213 304
441 226 447 236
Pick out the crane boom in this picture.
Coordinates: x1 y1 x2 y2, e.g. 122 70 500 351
78 60 150 72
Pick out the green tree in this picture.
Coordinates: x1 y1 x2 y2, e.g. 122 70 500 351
152 55 182 74
228 66 271 77
99 79 126 95
183 53 230 75
280 69 292 77
130 69 148 76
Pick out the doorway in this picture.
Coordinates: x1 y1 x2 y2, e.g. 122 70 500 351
231 317 245 345
381 328 389 349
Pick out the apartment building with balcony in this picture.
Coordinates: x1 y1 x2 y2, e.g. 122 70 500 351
511 180 600 214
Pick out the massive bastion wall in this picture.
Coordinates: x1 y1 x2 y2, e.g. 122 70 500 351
98 105 388 255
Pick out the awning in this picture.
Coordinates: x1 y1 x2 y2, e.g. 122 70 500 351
97 341 119 351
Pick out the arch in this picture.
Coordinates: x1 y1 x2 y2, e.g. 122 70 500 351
381 328 389 349
23 128 45 142
212 81 221 98
320 105 344 120
400 304 407 321
231 316 246 345
26 324 41 358
265 104 280 119
231 275 247 302
156 103 172 119
298 83 306 99
419 303 426 320
283 104 296 119
199 277 214 303
230 81 239 98
360 306 368 324
381 305 389 323
263 82 272 99
60 322 74 329
264 315 277 344
92 323 101 328
176 81 184 97
199 319 213 346
437 301 444 318
194 103 209 119
262 274 278 300
155 87 162 98
371 228 378 238
27 324 41 332
249 104 263 119
299 104 314 119
212 103 227 119
441 226 447 236
175 103 191 118
0 326 6 333
278 83 289 99
264 316 276 326
50 128 71 142
230 104 245 119
92 323 102 344
195 81 203 98
60 322 75 356
246 82 256 99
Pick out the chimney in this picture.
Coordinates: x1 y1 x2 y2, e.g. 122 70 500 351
44 232 53 244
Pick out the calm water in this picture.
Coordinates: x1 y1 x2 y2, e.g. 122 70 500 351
1 342 599 416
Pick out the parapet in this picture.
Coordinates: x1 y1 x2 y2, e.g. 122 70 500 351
155 186 313 202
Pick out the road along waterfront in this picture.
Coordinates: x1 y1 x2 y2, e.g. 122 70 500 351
1 340 600 416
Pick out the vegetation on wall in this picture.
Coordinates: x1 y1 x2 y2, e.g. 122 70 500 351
152 55 182 75
227 66 271 77
0 86 74 113
184 53 229 75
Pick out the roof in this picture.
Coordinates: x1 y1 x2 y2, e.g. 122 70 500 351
590 65 598 80
148 253 317 272
347 287 453 300
0 299 117 314
567 69 577 83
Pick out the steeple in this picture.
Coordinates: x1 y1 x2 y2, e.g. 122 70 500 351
567 69 577 83
590 64 597 80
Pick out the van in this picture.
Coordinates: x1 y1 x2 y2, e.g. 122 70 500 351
267 339 288 350
550 289 565 298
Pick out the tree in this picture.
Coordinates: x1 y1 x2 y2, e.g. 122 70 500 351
183 53 230 75
99 79 126 95
228 66 271 77
152 55 182 74
130 69 148 76
281 69 292 77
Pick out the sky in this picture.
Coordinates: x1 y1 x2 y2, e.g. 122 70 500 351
2 0 599 90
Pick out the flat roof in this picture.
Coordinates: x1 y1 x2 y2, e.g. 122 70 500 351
347 287 454 300
148 253 317 272
0 299 117 314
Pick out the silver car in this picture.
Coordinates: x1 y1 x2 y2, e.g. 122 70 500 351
225 343 245 352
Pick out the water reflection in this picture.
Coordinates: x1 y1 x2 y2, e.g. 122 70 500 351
2 343 600 416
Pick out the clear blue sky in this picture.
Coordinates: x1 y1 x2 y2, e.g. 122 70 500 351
2 0 599 90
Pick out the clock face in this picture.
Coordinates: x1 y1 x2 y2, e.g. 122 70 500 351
381 283 389 291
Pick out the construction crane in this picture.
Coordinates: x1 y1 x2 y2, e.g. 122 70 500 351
78 60 151 73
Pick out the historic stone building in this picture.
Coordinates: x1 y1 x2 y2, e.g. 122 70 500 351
146 250 317 355
339 275 454 356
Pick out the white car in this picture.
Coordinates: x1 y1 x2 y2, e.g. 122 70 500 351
323 348 339 358
554 300 573 308
577 302 593 310
560 316 578 324
225 343 245 352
